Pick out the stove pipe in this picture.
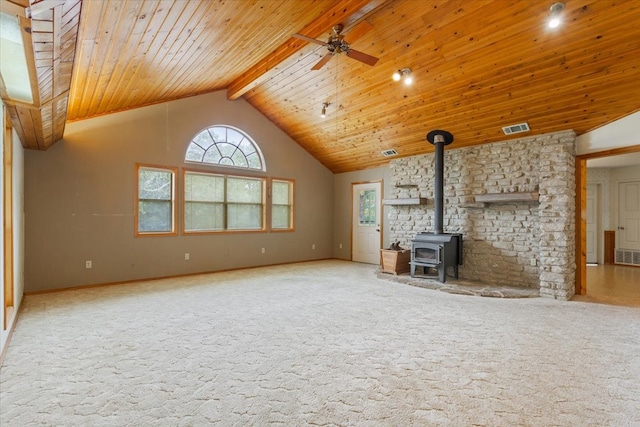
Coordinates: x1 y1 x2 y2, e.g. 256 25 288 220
426 130 454 235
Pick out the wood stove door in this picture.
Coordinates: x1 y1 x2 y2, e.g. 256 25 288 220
352 182 382 264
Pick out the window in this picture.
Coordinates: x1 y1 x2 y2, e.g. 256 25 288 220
184 170 265 233
359 189 377 226
185 125 265 171
136 164 177 236
271 179 294 231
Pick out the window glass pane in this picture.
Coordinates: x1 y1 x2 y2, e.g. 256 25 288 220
186 144 205 162
227 204 262 229
239 138 256 155
247 153 261 169
227 177 262 203
227 128 244 145
217 142 237 158
359 189 376 226
185 202 224 231
185 173 224 202
272 205 290 229
138 201 172 232
208 127 225 143
272 180 292 230
203 147 222 164
272 181 290 205
193 131 214 150
231 149 248 168
139 169 172 200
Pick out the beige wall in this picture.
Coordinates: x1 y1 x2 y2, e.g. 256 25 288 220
24 91 334 292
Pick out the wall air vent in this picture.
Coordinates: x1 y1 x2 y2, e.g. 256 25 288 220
615 248 640 266
381 149 398 157
502 122 530 135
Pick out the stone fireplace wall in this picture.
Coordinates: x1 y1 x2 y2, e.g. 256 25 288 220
387 131 576 299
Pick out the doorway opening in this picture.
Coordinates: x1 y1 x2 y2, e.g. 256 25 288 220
576 145 640 303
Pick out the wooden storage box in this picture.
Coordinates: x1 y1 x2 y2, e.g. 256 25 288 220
380 249 411 275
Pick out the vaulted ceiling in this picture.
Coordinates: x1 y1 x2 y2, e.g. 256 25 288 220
2 0 640 173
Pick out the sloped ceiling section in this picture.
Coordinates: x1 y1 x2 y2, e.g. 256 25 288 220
1 0 81 150
3 0 640 172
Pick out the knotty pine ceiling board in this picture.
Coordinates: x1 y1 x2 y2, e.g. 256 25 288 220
66 0 339 121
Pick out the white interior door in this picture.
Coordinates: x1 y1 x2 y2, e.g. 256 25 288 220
586 184 598 263
352 182 381 264
618 181 640 250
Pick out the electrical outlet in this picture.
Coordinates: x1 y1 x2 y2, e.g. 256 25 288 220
530 258 537 266
312 244 316 250
261 247 266 254
185 253 190 260
339 243 343 249
85 260 92 269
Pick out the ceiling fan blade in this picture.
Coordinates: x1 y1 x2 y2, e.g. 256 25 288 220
292 33 328 46
343 20 373 44
311 53 333 70
346 49 379 66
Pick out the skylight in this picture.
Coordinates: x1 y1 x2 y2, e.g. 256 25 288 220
0 12 33 103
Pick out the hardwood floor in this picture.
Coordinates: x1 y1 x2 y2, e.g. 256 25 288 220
572 264 640 307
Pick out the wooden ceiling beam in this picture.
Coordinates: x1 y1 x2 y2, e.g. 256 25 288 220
226 0 387 101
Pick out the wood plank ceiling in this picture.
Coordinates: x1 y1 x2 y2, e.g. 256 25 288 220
3 0 640 173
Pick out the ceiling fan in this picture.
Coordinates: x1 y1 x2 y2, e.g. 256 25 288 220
293 21 379 70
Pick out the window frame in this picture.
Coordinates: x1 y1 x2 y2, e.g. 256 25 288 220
185 124 266 171
270 178 295 232
135 163 178 237
182 167 267 235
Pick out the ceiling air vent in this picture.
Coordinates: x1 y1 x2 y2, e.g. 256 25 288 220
502 122 530 135
381 149 398 157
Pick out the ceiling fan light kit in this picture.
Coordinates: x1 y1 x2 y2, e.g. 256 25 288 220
392 68 413 85
293 21 379 70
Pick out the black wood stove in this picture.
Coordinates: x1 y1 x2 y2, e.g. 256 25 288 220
410 130 463 282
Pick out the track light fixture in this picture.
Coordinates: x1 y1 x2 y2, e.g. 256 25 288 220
392 68 413 85
321 102 330 118
548 2 565 28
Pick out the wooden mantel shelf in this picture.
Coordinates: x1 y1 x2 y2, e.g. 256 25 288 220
383 198 428 206
474 192 539 203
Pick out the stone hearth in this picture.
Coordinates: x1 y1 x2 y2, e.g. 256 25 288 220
377 271 539 298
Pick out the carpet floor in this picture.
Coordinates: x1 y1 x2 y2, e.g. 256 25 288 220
1 260 639 426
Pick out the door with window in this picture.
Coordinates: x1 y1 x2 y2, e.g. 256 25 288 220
352 182 381 264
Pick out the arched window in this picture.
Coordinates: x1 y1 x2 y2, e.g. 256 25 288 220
185 125 265 171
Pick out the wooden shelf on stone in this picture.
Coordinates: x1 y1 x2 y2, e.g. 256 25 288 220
383 198 428 206
474 192 539 203
393 183 419 188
